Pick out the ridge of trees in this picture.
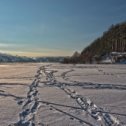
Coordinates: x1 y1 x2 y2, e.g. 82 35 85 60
63 21 126 63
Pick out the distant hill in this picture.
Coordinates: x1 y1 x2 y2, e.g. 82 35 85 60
35 56 64 62
0 53 65 63
63 21 126 63
0 53 35 62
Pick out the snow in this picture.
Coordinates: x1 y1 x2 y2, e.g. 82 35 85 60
0 63 126 126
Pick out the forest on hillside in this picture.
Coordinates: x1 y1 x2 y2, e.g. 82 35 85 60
63 21 126 64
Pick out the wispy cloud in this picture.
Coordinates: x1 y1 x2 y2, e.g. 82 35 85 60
0 43 15 47
0 43 73 57
0 43 24 48
0 50 72 57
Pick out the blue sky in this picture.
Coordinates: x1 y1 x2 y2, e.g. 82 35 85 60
0 0 126 56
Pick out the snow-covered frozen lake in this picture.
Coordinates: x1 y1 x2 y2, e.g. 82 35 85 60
0 63 126 126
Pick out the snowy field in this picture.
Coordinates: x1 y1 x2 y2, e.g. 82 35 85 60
0 63 126 126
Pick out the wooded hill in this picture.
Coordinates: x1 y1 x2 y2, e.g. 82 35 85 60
63 21 126 63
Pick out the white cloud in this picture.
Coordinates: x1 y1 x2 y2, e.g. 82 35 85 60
0 43 17 47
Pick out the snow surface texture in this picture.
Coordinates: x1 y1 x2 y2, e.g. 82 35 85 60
0 63 126 126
